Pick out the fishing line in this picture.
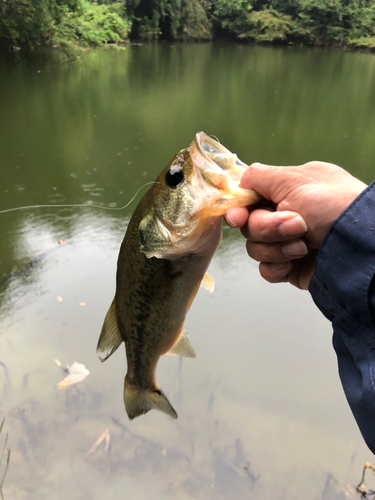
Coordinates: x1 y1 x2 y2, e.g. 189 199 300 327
0 181 160 215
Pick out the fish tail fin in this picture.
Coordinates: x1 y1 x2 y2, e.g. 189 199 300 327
124 378 178 420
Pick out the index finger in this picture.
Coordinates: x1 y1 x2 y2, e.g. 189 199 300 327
242 209 308 243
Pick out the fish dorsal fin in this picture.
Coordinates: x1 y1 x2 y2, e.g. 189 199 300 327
96 299 123 362
200 271 215 293
167 330 197 358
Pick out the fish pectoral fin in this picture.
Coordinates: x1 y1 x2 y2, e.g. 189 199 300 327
167 330 197 358
124 381 178 420
96 299 123 362
200 271 215 293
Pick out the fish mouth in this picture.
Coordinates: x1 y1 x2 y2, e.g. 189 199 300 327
193 132 246 184
189 132 261 214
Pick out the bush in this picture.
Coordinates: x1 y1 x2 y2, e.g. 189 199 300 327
0 0 56 48
0 0 131 50
247 8 292 42
127 0 212 40
349 36 375 49
55 1 131 46
212 0 254 35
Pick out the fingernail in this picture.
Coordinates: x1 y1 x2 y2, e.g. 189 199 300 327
226 215 237 228
282 240 308 257
278 217 307 237
271 261 292 271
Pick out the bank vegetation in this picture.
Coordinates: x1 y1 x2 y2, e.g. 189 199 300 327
1 0 375 52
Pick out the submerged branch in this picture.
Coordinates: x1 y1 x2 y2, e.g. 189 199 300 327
0 419 10 496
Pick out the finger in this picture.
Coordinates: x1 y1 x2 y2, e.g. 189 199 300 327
242 209 307 243
288 251 317 290
259 261 291 284
225 207 249 228
246 238 308 262
240 163 291 203
259 252 317 290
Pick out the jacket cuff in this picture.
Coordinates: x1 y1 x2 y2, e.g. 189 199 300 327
309 181 375 333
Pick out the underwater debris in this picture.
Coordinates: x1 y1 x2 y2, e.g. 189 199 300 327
86 429 111 458
356 462 375 498
0 419 10 499
0 362 10 397
111 417 158 445
243 462 260 487
54 359 90 389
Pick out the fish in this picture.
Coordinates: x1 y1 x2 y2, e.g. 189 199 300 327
96 132 261 420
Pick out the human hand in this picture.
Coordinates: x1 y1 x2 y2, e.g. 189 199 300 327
225 161 367 289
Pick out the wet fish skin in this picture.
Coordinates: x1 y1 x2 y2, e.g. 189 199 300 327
116 190 222 419
97 132 261 420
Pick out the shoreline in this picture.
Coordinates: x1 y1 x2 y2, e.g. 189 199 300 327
2 37 375 58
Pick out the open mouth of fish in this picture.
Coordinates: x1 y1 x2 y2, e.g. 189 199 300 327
138 132 261 259
190 131 261 213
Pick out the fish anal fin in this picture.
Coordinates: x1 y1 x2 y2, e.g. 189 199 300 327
200 271 215 293
167 330 197 358
124 380 178 420
96 299 123 362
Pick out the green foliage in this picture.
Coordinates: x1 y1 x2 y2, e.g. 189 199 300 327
247 7 292 41
1 0 375 51
349 36 375 48
136 10 162 40
0 0 56 48
212 0 254 34
128 0 212 40
175 0 212 39
273 0 375 43
0 0 130 49
55 1 131 46
212 0 375 47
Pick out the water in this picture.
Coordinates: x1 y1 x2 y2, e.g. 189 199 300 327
0 43 375 499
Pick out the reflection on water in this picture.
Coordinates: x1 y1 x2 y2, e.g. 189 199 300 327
1 44 375 499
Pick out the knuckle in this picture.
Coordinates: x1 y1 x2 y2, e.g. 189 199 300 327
259 262 288 284
246 242 262 262
258 217 270 239
259 264 280 284
248 162 263 169
246 241 281 263
248 212 273 242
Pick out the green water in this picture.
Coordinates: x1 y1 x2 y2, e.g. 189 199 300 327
1 44 375 499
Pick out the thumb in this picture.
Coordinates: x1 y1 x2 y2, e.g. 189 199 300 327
240 163 291 204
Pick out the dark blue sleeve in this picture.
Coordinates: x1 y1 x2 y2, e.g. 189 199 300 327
309 181 375 454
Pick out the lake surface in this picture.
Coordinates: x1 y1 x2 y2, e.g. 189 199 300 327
1 43 375 499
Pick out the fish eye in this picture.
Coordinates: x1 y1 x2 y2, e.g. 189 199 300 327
165 168 184 188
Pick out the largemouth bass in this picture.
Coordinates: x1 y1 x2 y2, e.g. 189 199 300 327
97 132 260 420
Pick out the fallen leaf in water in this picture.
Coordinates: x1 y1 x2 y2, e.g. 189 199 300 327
57 296 63 302
58 361 90 389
